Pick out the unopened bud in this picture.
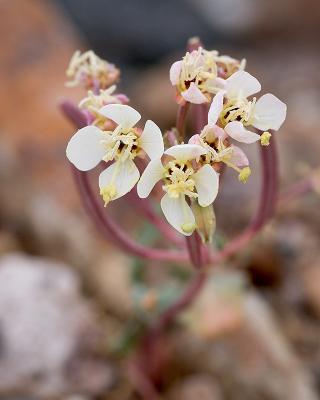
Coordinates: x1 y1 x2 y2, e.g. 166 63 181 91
191 201 216 244
164 129 179 147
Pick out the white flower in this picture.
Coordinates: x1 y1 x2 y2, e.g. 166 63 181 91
189 126 250 182
66 50 120 89
213 53 246 79
208 71 287 144
169 48 225 104
137 144 219 236
66 104 164 205
78 85 128 128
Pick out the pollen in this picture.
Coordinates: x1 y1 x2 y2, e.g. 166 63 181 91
181 222 196 234
163 161 197 198
101 128 139 163
100 184 117 207
220 98 256 127
238 167 252 183
260 131 272 146
178 48 218 97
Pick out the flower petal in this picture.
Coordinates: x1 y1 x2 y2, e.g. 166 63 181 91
169 61 182 85
252 93 287 131
139 120 164 160
201 124 227 141
181 82 208 104
208 91 225 125
99 104 141 128
165 144 206 161
230 145 249 167
225 121 260 144
137 158 163 198
188 134 201 145
99 159 140 200
66 125 105 171
225 71 261 99
160 194 195 236
193 164 219 207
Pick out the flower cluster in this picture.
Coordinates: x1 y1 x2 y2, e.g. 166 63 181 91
66 46 287 238
66 50 120 90
170 47 246 104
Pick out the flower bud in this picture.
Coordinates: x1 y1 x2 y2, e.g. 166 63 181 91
191 201 216 244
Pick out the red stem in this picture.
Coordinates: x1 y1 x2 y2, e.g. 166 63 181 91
72 166 189 263
210 137 279 263
176 102 190 141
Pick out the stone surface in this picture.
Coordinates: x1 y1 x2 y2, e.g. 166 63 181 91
0 253 113 397
176 276 318 400
168 374 222 400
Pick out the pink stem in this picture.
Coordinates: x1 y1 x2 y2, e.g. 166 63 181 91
72 166 189 263
176 102 190 141
128 361 162 400
192 103 209 133
60 100 88 128
185 232 205 269
61 100 188 260
210 138 279 263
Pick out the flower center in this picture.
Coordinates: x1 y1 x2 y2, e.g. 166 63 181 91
163 161 197 199
179 50 217 95
101 126 139 162
219 98 256 127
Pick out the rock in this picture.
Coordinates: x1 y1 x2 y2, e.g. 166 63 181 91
168 374 222 400
176 275 318 400
91 253 132 317
0 253 114 397
301 258 320 317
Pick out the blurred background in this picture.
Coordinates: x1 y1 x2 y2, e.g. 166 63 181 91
0 0 320 398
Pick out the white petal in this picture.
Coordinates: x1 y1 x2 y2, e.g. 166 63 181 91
137 158 163 198
252 93 287 131
188 134 201 145
208 91 225 125
225 121 260 144
66 125 105 171
169 61 182 85
165 144 206 161
99 159 140 200
181 82 208 104
225 71 261 99
193 164 219 207
230 145 249 167
139 120 164 160
214 77 226 90
201 124 227 141
99 104 141 128
160 194 195 236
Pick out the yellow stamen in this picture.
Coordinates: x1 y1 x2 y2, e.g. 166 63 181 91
163 161 197 199
182 222 196 234
238 167 251 183
219 98 256 127
260 131 272 146
100 184 117 207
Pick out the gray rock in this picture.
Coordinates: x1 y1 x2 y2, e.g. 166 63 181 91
0 253 113 397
